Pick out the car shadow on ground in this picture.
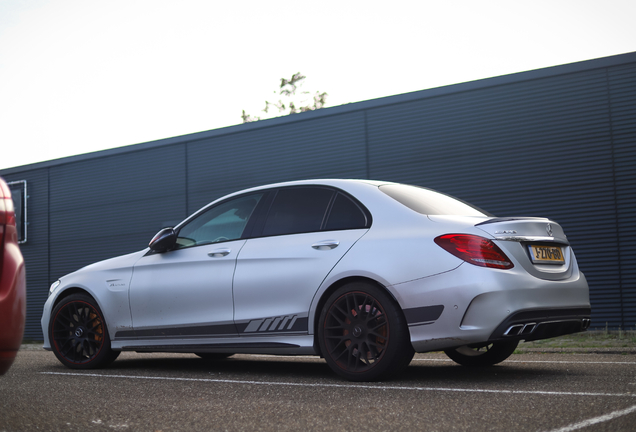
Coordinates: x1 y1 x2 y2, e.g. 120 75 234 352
107 354 334 380
93 353 569 384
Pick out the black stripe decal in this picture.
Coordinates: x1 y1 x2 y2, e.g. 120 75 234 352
122 342 301 352
115 323 237 339
236 316 308 334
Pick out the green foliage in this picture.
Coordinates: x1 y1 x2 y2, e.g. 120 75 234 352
242 72 328 123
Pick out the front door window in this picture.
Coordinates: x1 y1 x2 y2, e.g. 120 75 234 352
177 193 263 248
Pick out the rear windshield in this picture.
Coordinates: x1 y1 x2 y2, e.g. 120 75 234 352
379 184 491 216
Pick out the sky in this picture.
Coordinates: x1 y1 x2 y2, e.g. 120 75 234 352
0 0 635 170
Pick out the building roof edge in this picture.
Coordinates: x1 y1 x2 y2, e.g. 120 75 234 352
2 51 634 176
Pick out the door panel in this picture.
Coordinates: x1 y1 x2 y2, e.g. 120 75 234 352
232 230 367 334
128 240 246 336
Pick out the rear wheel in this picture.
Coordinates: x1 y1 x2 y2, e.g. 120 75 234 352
50 294 119 369
444 340 518 367
318 282 414 381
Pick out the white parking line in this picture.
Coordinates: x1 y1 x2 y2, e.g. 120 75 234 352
412 358 636 365
221 354 636 366
242 355 636 365
544 404 636 432
40 372 636 398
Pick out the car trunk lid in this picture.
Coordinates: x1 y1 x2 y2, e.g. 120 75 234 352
429 215 574 281
474 217 568 245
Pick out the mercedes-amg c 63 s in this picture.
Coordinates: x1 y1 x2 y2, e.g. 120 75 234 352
42 179 590 381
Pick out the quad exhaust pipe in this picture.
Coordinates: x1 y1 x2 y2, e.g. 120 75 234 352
504 318 591 337
504 323 536 337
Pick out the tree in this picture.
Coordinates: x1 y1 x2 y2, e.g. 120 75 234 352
242 72 328 123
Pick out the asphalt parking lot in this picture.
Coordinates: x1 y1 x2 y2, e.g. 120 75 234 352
1 346 635 431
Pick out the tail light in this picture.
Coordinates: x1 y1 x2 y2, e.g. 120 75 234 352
434 234 514 270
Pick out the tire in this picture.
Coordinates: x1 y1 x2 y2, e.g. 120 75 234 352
318 282 414 381
444 340 519 367
49 294 120 369
195 353 234 360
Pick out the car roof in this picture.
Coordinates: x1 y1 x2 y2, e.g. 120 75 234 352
177 179 394 229
224 179 391 196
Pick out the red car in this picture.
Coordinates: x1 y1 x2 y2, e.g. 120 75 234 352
0 177 26 375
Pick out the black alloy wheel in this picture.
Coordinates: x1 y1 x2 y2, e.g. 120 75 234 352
444 340 519 367
50 294 119 369
318 282 414 381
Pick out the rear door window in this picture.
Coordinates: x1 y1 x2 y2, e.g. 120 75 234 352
261 187 334 236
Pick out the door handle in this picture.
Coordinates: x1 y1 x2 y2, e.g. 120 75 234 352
312 240 340 250
208 248 231 257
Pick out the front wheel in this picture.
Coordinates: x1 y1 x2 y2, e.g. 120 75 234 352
444 340 519 367
318 282 414 381
49 294 120 369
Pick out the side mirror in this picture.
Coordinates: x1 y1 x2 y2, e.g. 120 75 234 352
149 227 177 253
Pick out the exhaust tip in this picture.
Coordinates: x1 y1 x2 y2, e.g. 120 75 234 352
582 318 591 330
504 323 537 337
504 324 524 336
521 323 537 335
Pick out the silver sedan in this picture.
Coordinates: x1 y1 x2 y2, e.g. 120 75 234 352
42 179 590 381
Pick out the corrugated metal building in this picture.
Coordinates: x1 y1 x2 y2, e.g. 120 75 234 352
2 52 635 340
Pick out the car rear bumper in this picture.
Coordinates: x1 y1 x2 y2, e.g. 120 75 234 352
393 263 590 353
487 306 591 342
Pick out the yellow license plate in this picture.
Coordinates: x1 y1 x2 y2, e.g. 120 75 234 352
528 245 565 264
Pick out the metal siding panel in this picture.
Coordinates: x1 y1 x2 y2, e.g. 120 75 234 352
49 145 187 279
366 70 609 185
609 62 636 328
186 112 368 213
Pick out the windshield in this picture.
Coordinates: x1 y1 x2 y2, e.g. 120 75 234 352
379 184 491 217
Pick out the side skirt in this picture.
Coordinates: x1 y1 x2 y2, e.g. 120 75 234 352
112 334 317 356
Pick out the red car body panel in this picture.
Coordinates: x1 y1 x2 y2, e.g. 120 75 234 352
0 178 26 375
